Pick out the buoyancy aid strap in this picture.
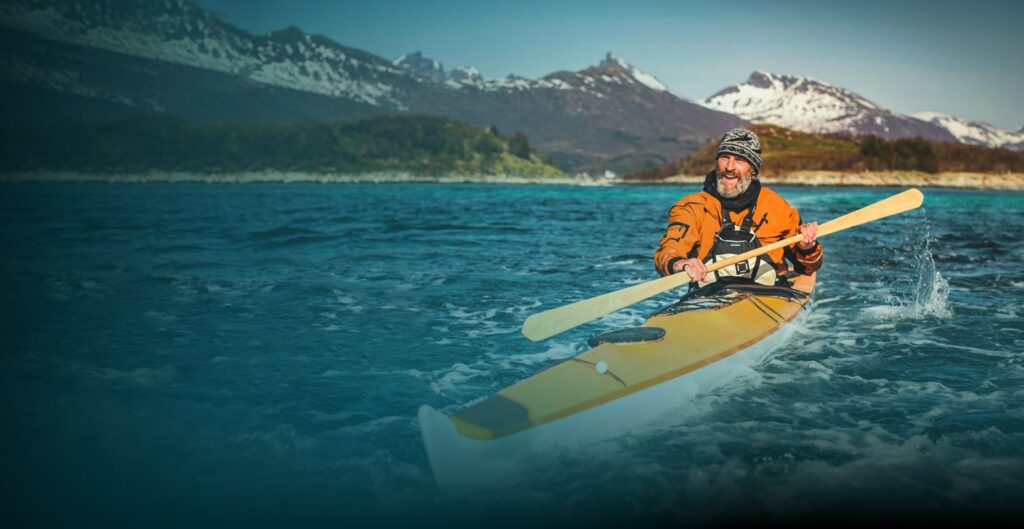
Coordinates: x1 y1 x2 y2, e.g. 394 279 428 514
719 201 758 232
719 203 734 228
740 204 757 231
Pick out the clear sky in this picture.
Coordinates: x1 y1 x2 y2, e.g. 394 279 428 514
195 0 1024 130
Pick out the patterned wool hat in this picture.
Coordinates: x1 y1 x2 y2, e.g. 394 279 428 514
716 128 762 175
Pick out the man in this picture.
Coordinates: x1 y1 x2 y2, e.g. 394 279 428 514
654 128 823 286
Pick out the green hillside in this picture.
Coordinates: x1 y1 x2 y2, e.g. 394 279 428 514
0 115 565 178
626 124 1024 180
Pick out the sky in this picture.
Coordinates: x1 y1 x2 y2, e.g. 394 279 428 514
194 0 1024 130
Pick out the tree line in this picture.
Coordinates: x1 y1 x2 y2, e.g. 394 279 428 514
627 124 1024 180
0 114 552 175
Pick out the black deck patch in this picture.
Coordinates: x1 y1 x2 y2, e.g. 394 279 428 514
587 327 666 347
456 395 529 430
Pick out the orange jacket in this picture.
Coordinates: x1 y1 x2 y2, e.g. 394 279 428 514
654 185 823 279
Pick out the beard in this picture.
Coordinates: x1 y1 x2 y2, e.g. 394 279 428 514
717 172 752 198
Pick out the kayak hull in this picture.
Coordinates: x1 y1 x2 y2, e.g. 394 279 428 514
420 273 815 489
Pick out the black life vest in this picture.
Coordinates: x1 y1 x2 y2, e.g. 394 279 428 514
698 202 778 287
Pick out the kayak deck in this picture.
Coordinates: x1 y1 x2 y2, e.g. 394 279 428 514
449 274 815 441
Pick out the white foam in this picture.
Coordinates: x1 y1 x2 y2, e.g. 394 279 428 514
907 339 1015 358
487 341 580 370
423 362 493 397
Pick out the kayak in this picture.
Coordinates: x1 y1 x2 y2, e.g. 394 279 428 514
419 273 816 489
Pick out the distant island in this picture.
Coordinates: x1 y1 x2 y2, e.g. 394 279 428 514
625 124 1024 190
0 115 567 181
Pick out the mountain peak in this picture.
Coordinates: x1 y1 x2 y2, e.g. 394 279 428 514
591 52 668 93
269 25 306 42
392 52 486 86
747 70 802 89
448 65 483 85
600 52 630 69
745 71 839 93
392 51 448 82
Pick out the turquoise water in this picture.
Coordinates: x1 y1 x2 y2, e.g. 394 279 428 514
2 183 1023 528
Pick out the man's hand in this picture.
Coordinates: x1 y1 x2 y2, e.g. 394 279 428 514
797 221 819 250
672 258 708 282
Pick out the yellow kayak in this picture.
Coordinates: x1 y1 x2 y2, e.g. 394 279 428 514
419 273 816 488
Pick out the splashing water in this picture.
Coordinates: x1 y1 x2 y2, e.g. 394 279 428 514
909 219 952 319
864 209 952 321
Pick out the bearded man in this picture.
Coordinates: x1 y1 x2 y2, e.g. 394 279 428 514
654 128 823 287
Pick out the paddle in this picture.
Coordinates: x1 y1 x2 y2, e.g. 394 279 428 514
521 188 924 342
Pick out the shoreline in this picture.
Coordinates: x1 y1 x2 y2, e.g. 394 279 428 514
0 171 586 185
645 171 1024 190
2 170 1022 190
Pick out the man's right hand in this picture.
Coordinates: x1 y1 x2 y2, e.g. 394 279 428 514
672 258 708 282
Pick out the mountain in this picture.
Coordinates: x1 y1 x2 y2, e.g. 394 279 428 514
0 0 416 106
0 0 745 174
913 112 1024 151
406 53 747 174
702 71 957 143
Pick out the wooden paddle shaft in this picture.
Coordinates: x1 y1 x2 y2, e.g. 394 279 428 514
710 188 924 273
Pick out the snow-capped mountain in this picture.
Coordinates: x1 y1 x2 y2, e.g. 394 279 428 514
913 112 1024 151
703 71 956 142
0 0 413 108
394 51 745 173
0 1 744 174
392 52 484 87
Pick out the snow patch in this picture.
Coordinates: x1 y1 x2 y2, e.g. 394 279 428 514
914 111 1024 150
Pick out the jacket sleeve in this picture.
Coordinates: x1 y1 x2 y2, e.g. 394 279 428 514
654 198 703 277
783 206 824 275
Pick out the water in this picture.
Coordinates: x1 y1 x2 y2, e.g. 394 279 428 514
2 183 1022 528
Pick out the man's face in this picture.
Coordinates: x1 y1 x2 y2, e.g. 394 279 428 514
716 154 753 198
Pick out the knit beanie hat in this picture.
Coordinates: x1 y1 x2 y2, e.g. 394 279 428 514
716 128 762 175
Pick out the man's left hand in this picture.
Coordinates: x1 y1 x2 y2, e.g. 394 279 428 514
797 222 819 250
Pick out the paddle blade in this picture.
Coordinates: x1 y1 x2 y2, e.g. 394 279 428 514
817 188 923 237
521 272 690 342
